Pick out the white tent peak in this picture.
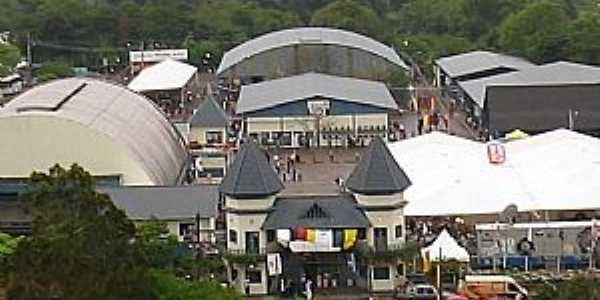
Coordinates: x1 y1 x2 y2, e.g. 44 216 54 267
421 229 470 262
128 59 197 92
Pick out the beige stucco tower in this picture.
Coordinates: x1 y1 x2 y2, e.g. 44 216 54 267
346 137 412 292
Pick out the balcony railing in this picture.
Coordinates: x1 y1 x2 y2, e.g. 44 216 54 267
226 247 267 256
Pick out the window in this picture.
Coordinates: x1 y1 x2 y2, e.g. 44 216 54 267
280 132 292 146
179 223 194 239
245 231 260 254
246 270 262 284
373 267 390 280
395 225 403 238
206 131 223 144
357 228 367 240
229 229 238 244
397 263 405 276
267 230 275 243
199 218 211 229
200 167 225 178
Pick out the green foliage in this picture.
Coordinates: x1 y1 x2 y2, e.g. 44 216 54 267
8 164 157 300
0 233 21 274
359 241 421 264
137 218 179 270
0 43 20 77
224 252 266 266
310 0 381 37
565 11 600 65
2 0 600 81
36 61 74 81
534 276 600 300
151 270 242 300
499 1 569 63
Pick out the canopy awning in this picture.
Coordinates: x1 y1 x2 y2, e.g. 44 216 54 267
421 229 470 262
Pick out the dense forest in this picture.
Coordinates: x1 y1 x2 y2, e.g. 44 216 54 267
0 0 599 74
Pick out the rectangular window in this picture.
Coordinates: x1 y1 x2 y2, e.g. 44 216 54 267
229 229 238 244
206 131 223 144
374 227 388 251
245 231 260 254
179 223 194 239
373 267 390 280
267 230 275 243
395 225 403 238
200 167 225 178
199 218 211 229
246 270 262 284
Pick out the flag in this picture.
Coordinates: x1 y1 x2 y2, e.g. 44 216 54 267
343 229 358 250
267 253 282 275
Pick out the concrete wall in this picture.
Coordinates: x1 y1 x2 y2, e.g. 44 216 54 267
0 116 154 185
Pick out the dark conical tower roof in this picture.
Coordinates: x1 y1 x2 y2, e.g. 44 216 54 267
219 141 283 198
346 137 411 195
189 96 228 127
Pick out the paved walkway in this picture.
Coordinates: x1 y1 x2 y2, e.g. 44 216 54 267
267 147 359 195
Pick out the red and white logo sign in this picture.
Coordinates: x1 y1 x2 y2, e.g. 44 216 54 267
487 142 506 164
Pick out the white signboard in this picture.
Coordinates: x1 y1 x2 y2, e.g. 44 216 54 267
307 100 330 115
129 49 188 63
289 241 340 253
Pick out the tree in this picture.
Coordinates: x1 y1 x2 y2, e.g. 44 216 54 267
398 0 467 36
151 271 242 300
310 0 381 38
499 1 569 63
137 218 179 270
0 43 21 77
8 164 157 300
566 11 600 65
535 277 600 300
35 61 74 81
0 233 21 274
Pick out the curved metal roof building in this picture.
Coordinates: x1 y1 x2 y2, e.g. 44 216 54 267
217 27 408 81
0 78 188 185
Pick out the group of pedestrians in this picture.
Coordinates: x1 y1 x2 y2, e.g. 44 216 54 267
417 111 449 135
273 151 302 182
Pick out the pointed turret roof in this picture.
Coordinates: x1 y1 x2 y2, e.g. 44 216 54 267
189 96 228 128
346 137 411 195
219 141 283 198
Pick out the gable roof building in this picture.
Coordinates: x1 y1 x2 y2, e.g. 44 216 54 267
189 96 229 128
219 141 283 197
237 72 397 115
435 50 534 82
346 137 411 195
457 61 600 134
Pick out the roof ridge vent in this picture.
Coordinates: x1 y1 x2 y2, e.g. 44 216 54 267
302 202 331 219
17 82 87 113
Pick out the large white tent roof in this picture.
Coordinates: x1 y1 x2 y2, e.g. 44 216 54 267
128 59 197 92
388 129 600 216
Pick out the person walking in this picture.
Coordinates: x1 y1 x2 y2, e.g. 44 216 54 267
304 278 313 300
417 114 424 135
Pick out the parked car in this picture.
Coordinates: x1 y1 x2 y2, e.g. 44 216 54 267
396 284 438 300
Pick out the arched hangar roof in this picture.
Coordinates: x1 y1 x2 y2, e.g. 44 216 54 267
0 78 188 185
217 27 408 75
